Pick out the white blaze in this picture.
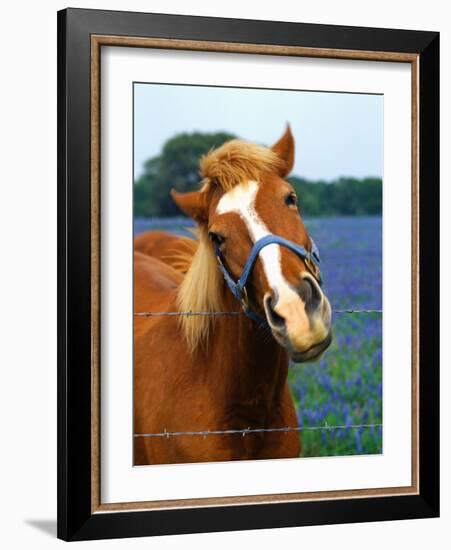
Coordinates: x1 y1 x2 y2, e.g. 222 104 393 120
216 180 298 303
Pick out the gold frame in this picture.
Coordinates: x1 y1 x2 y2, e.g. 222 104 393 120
90 35 419 514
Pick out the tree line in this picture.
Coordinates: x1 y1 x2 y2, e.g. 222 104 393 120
134 131 382 218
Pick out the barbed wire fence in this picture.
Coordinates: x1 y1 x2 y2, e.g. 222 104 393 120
135 309 382 318
133 308 383 440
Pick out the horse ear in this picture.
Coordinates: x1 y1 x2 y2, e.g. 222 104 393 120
171 189 208 222
271 124 295 177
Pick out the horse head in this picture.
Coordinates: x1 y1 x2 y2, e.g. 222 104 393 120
172 126 332 362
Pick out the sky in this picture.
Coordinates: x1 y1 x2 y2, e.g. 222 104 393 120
134 83 383 182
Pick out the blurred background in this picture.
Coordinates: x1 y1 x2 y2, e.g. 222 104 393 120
134 82 383 458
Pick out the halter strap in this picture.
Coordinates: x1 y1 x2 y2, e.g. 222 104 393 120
215 234 321 326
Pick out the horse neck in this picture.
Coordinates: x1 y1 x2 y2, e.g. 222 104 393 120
203 287 289 413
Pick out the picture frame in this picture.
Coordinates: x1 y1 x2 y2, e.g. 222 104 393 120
57 7 439 541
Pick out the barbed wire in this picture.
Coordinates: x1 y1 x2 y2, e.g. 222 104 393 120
134 309 382 318
133 308 382 442
134 423 382 438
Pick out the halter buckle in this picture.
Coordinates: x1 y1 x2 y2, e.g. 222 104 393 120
305 254 321 283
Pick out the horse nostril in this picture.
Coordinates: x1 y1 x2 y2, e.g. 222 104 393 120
299 275 323 313
264 295 286 329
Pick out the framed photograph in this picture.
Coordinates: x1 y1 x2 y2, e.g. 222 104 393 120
57 8 439 541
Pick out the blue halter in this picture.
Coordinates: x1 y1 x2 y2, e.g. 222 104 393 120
215 234 321 327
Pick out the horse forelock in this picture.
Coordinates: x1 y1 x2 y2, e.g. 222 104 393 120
199 139 283 192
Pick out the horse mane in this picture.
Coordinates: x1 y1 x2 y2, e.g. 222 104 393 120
177 139 282 352
176 226 225 353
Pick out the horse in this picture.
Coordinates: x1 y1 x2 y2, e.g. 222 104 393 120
134 125 332 465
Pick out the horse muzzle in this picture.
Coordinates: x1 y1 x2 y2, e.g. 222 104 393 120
263 273 332 362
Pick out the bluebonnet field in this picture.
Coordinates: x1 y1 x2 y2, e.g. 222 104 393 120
134 216 383 457
289 217 382 457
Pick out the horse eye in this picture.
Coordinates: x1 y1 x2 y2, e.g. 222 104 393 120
285 192 298 207
208 232 225 248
